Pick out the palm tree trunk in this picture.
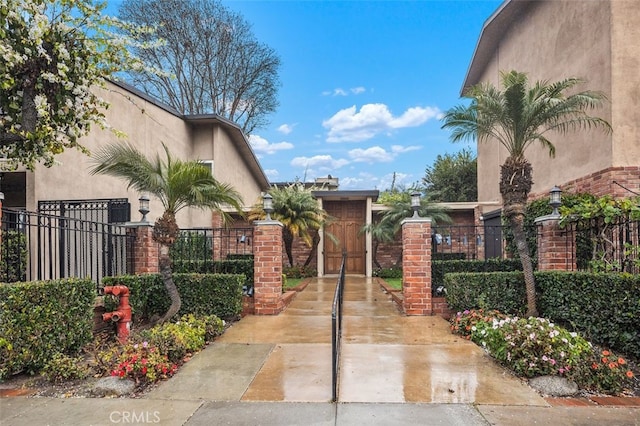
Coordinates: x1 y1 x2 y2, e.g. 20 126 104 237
373 240 382 269
303 231 320 267
500 157 538 317
157 245 181 324
283 228 295 267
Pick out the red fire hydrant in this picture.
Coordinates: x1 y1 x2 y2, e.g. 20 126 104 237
102 285 132 343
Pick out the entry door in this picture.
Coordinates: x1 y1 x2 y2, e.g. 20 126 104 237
484 216 503 259
324 201 366 274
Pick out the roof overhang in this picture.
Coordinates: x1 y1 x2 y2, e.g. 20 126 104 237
461 0 535 94
312 190 379 202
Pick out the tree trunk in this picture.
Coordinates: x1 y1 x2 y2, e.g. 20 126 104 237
373 240 382 270
303 231 320 267
283 228 295 267
500 156 538 317
157 245 181 324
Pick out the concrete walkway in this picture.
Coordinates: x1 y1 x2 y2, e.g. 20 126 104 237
2 276 639 425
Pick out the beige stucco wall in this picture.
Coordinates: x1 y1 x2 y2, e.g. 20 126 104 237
474 0 639 210
22 81 264 228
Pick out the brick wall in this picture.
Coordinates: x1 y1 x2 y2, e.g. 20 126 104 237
401 218 432 316
253 221 284 315
530 166 640 200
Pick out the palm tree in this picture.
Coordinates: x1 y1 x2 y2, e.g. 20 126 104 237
441 70 611 317
248 183 332 267
363 191 451 267
90 143 244 324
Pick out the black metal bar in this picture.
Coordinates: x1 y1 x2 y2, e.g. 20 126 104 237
331 251 347 403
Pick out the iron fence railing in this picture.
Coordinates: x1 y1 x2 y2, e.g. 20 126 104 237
170 228 254 262
331 251 347 403
431 224 508 260
568 217 640 273
1 208 134 288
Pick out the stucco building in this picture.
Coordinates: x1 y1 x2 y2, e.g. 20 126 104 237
465 0 640 215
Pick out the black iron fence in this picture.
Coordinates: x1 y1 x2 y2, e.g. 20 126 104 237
170 228 254 262
331 252 347 403
569 216 640 273
1 208 134 287
431 224 508 260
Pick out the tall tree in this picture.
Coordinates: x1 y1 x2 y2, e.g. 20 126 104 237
248 183 331 267
422 149 477 202
117 0 281 135
90 143 243 324
441 70 611 317
0 0 148 170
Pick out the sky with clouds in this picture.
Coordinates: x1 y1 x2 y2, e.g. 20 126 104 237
108 0 504 190
221 0 503 190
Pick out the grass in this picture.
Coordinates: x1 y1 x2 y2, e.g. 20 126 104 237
283 277 304 291
382 277 402 290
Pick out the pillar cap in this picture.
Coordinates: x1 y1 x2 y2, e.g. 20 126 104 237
401 217 432 226
254 219 283 227
534 214 562 224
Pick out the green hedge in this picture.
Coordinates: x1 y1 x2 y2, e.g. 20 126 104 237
537 272 640 359
172 258 253 285
433 258 522 291
444 271 527 315
0 278 95 379
102 273 243 321
433 252 466 261
445 271 640 358
0 230 28 283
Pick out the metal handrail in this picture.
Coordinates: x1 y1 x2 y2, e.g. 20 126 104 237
331 251 347 402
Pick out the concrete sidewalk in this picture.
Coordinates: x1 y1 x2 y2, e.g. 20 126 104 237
1 276 639 425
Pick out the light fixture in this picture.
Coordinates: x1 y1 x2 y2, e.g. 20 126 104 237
263 193 274 220
549 185 562 217
138 194 150 222
411 191 421 218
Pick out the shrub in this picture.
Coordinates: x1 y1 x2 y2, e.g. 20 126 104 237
433 258 522 295
572 348 635 394
0 230 27 283
0 278 95 379
471 316 592 378
103 273 243 322
537 271 640 359
433 253 466 261
102 341 178 385
444 271 527 315
283 265 317 278
449 309 507 339
41 353 91 383
373 267 403 279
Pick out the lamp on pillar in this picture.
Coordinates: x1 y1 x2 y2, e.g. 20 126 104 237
549 186 562 217
138 194 150 222
263 193 273 220
411 191 421 218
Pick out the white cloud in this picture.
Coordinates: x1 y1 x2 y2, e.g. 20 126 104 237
377 172 413 191
349 146 394 163
249 135 294 154
277 123 294 135
391 145 421 154
322 87 366 97
264 169 279 179
290 155 349 170
348 145 422 164
323 103 441 143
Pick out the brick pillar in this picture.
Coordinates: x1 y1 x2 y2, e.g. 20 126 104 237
401 216 432 315
535 215 576 271
253 219 284 315
0 192 3 266
126 223 159 274
212 212 224 261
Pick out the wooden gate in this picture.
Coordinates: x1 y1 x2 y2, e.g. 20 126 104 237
324 200 366 274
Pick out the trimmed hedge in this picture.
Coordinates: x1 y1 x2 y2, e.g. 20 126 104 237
0 278 95 379
172 258 253 285
537 272 640 359
102 273 243 321
433 252 466 261
433 258 522 290
445 271 640 358
444 271 527 315
0 230 28 283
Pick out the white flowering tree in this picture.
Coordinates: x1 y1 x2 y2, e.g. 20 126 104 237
0 0 152 170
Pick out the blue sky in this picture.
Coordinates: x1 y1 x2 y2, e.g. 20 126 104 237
108 0 504 190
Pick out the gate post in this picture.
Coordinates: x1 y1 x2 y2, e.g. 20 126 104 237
253 218 284 315
126 223 159 274
535 215 576 271
401 216 432 315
